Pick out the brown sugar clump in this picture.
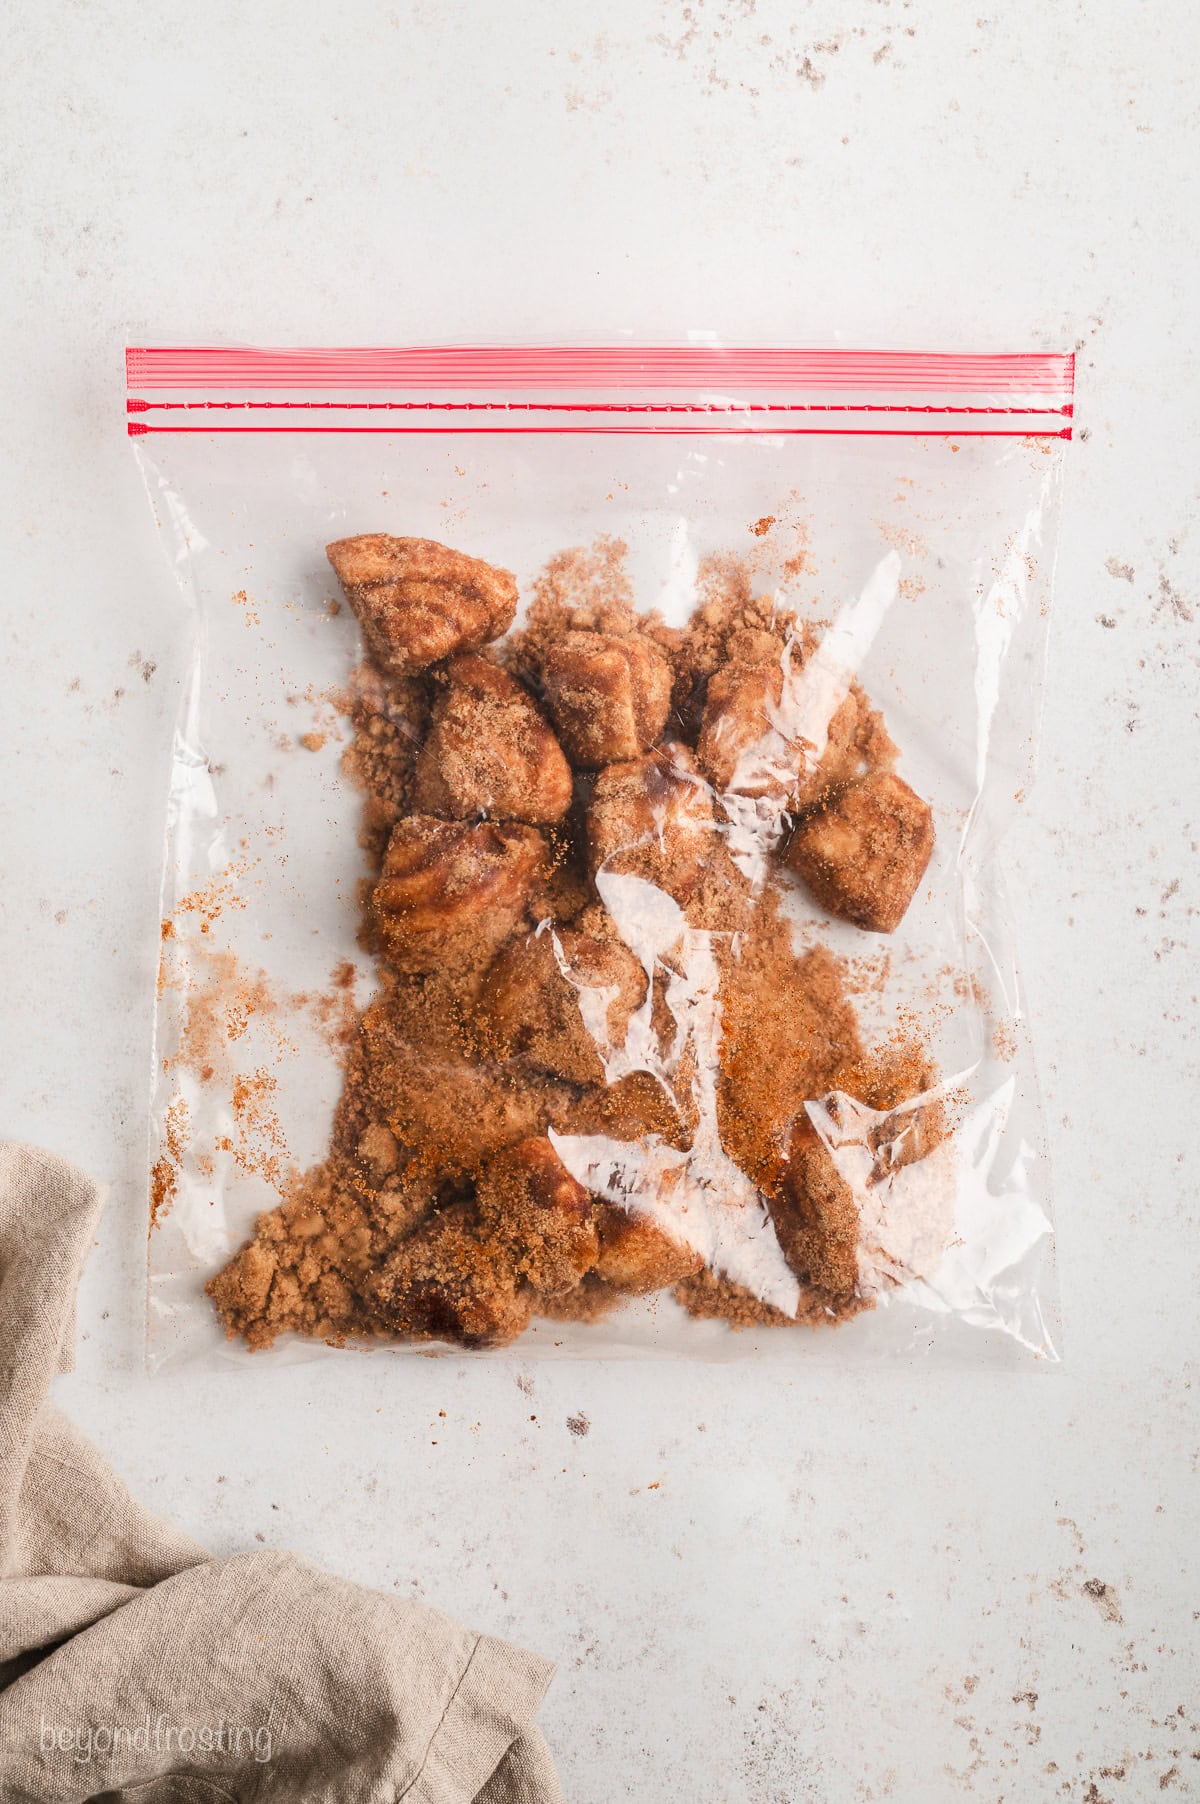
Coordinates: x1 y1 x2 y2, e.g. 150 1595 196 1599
587 743 716 904
785 770 934 933
207 1239 281 1345
475 1136 598 1295
541 630 673 766
477 921 648 1087
413 655 573 825
205 1164 399 1351
356 1120 401 1184
373 815 547 971
327 535 517 674
674 1266 867 1330
673 1267 797 1329
592 1205 703 1293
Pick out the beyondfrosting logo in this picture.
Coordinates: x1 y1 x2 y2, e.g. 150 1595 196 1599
40 1714 273 1765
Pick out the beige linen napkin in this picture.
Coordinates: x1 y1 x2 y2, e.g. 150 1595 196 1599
0 1141 563 1803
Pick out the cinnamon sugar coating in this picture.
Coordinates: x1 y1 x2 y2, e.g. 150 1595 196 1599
209 537 946 1351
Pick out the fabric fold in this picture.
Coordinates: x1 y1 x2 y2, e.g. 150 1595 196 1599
0 1142 562 1802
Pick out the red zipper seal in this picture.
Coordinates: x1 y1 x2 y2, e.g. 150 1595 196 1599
124 346 1075 437
129 399 1068 417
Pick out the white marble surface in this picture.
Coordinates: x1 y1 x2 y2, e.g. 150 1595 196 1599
2 3 1198 1798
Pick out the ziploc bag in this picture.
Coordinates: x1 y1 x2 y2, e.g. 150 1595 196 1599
128 344 1072 1369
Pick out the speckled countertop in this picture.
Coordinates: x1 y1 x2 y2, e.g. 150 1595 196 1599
2 4 1197 1798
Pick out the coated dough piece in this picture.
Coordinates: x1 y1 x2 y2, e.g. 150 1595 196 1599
478 922 648 1087
413 655 573 825
591 1204 703 1294
697 656 897 810
771 1132 861 1296
358 990 575 1180
368 1206 534 1347
696 658 790 799
541 630 673 767
825 1043 947 1181
326 534 518 674
373 815 546 972
587 743 717 904
784 771 934 933
794 684 897 810
475 1136 598 1295
567 1069 697 1150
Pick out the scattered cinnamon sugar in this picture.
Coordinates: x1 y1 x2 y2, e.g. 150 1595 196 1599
875 520 930 561
499 539 653 693
149 1093 189 1231
299 730 327 752
844 947 893 999
230 1069 289 1191
205 532 950 1351
292 959 362 1056
531 534 635 618
152 920 370 1239
161 944 283 1082
173 862 252 932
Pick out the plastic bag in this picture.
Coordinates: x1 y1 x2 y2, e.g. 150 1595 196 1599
128 344 1073 1371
